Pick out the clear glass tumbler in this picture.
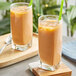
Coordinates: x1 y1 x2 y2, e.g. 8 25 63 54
10 2 33 51
38 15 62 71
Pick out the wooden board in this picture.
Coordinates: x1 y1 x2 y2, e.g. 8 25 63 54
31 62 72 76
0 33 38 68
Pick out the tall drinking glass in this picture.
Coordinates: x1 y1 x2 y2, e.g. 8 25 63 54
10 2 33 51
38 15 62 71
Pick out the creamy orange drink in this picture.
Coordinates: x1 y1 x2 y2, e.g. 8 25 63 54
10 2 33 51
38 15 62 71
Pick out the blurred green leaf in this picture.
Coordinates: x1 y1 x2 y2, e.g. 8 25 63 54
0 0 62 35
70 17 76 29
70 6 76 20
63 5 76 36
67 6 76 23
62 14 69 25
0 18 10 35
33 24 38 32
44 5 60 10
43 5 61 15
40 7 43 15
0 18 10 28
0 2 11 10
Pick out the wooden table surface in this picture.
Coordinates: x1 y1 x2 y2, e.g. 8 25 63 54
0 36 76 76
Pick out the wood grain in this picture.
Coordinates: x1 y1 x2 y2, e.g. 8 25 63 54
32 63 72 76
0 33 38 68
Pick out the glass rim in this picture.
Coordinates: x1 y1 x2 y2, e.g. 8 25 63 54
10 2 32 9
39 15 62 23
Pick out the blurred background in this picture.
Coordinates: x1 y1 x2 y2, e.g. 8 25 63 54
0 0 76 37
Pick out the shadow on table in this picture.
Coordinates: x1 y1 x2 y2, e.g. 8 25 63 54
25 69 35 76
62 55 76 66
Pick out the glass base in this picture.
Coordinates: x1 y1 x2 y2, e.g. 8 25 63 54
40 61 61 71
12 41 32 51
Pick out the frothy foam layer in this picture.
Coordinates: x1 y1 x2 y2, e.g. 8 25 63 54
39 20 60 31
11 6 30 14
40 19 58 27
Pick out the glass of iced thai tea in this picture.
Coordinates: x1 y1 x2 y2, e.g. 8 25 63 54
10 2 33 51
38 15 62 71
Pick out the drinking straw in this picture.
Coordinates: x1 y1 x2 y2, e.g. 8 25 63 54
59 0 64 21
29 0 33 6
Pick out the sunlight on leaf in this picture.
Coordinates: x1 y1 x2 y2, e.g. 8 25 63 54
67 6 76 22
0 2 11 10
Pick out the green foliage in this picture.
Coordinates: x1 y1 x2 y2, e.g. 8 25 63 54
33 0 59 32
69 6 76 36
63 5 76 36
70 17 76 36
0 18 10 35
0 2 11 10
67 6 76 23
0 0 60 35
43 5 60 15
